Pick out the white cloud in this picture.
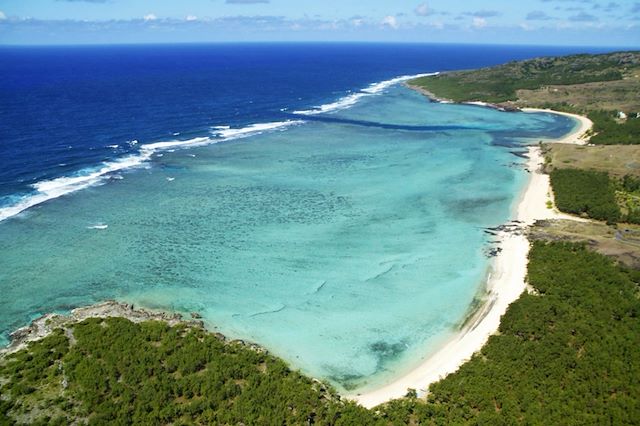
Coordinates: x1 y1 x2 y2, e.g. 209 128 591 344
519 22 535 31
381 15 398 29
351 18 364 27
143 13 157 21
472 17 487 28
185 15 198 21
0 10 6 20
415 2 430 17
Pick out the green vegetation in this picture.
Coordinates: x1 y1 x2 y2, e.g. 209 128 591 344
2 243 639 425
0 319 368 425
588 111 640 145
515 74 640 113
409 51 638 104
414 242 640 424
550 168 621 223
618 174 640 224
544 145 640 224
545 150 640 223
530 219 640 269
409 51 640 145
622 174 640 192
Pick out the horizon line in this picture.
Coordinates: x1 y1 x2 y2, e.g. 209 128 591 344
1 40 638 50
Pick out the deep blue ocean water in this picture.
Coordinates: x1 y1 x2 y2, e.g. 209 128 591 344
0 43 615 204
0 43 618 391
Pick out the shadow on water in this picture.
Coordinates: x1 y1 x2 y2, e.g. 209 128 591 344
325 339 410 391
286 114 481 133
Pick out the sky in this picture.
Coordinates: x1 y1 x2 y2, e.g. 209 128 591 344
0 0 639 46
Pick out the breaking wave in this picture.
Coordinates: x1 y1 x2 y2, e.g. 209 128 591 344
0 120 303 222
292 72 438 115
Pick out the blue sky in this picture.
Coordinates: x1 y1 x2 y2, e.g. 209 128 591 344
0 0 639 46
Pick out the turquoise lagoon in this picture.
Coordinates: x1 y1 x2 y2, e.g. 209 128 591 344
0 84 575 391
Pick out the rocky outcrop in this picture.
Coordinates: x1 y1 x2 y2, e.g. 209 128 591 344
2 301 204 356
1 300 272 357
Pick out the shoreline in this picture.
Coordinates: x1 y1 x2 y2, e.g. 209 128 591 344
350 96 591 408
404 82 594 143
521 108 593 145
1 85 595 411
2 301 211 357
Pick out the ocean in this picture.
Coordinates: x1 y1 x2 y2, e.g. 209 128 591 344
0 43 613 391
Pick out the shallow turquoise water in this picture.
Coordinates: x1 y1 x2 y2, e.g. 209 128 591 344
0 86 574 391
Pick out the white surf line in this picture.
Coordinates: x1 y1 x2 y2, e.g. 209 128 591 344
292 72 439 116
0 120 304 223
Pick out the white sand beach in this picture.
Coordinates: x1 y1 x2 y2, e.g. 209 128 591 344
351 109 590 409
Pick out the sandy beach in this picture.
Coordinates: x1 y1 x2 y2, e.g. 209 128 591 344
351 109 590 409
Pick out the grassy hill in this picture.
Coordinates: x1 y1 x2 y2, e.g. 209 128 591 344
409 51 640 107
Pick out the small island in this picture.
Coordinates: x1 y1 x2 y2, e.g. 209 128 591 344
2 51 640 424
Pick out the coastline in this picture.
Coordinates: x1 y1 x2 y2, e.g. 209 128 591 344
1 84 595 411
404 83 453 104
350 99 591 408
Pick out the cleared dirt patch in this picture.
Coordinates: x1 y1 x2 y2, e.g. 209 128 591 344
530 219 640 268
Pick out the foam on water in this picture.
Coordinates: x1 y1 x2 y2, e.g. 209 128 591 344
0 71 430 224
139 136 213 153
361 72 439 94
212 120 305 139
293 92 368 116
293 73 438 115
0 154 149 222
0 71 439 224
0 121 303 223
87 223 108 230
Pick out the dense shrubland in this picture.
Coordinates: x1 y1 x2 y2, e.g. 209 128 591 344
588 110 640 145
550 168 640 224
550 168 621 223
